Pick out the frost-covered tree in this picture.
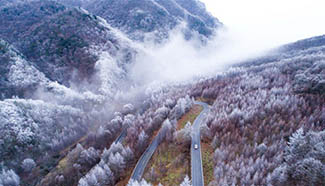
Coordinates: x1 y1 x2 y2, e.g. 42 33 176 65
21 158 36 172
180 175 191 186
127 179 152 186
269 129 325 186
137 130 149 153
124 114 136 126
175 122 192 145
150 106 170 132
79 147 100 166
123 104 135 114
109 152 125 176
121 146 134 163
171 96 192 119
0 98 90 172
164 98 176 108
81 141 134 185
78 163 114 186
285 128 309 164
200 122 211 140
160 119 173 142
188 46 325 185
0 169 20 186
228 108 244 126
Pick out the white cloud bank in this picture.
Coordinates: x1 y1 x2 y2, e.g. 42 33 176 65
202 0 325 48
130 0 325 85
130 25 267 85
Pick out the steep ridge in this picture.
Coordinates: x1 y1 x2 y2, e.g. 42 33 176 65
59 0 222 41
0 1 223 185
0 1 135 89
0 39 48 99
0 0 222 99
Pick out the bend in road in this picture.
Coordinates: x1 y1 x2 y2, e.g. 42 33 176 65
129 101 210 184
130 130 162 181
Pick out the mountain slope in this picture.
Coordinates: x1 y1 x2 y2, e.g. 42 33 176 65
281 35 325 53
0 0 221 98
0 1 225 185
0 39 48 99
241 35 325 94
0 0 135 88
60 0 222 41
1 1 325 186
189 34 325 186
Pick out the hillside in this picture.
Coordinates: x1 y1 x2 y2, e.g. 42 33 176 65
0 0 136 90
0 0 222 185
1 0 325 186
0 39 48 98
189 35 325 185
59 0 222 41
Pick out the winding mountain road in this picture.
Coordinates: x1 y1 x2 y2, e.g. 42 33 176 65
129 101 209 184
114 126 128 144
130 130 163 181
191 101 210 186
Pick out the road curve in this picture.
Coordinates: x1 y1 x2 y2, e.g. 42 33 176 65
191 101 210 186
114 126 128 144
130 130 162 181
129 101 209 183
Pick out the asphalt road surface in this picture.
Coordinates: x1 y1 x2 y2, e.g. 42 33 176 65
114 126 128 144
129 101 209 184
191 101 210 186
130 130 162 181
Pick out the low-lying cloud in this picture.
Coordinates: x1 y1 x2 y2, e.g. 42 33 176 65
130 25 271 85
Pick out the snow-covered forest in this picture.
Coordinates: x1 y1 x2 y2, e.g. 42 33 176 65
189 44 325 185
1 0 325 186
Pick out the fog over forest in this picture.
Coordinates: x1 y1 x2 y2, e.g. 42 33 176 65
0 0 325 186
